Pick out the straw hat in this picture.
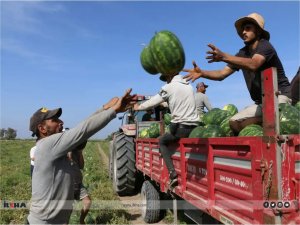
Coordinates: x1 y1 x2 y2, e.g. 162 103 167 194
235 13 270 40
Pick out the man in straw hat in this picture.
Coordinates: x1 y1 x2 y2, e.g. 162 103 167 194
183 12 291 134
27 89 136 224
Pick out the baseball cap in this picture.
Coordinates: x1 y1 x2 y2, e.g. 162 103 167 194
29 107 62 136
196 82 208 89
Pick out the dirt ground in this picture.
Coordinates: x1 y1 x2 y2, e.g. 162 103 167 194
97 143 169 225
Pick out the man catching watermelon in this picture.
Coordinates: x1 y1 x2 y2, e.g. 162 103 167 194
183 12 291 134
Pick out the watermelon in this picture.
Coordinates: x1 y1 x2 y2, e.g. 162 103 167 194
189 125 224 138
140 46 158 75
223 104 238 116
165 125 170 134
220 117 234 137
294 101 300 111
189 126 206 138
164 113 171 125
279 103 300 134
140 129 149 138
149 30 185 77
148 123 160 138
238 124 263 137
202 108 231 126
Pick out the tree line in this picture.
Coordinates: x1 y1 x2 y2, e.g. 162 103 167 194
0 128 17 140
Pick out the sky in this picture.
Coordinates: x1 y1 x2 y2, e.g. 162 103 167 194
1 1 299 139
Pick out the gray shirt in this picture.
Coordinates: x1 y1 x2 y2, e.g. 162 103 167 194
28 108 116 224
194 92 212 115
138 75 199 125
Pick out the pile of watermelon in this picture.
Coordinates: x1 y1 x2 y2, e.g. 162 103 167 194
140 30 185 79
139 123 160 138
190 104 238 138
189 102 300 138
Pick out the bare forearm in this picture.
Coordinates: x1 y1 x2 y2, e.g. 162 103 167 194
222 53 261 71
201 69 228 81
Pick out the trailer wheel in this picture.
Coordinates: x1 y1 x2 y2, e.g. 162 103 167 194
141 180 161 223
112 132 136 196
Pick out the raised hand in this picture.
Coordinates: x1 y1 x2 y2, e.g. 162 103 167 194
112 89 137 113
182 61 203 82
206 44 225 63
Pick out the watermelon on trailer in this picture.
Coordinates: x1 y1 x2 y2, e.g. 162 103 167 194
220 117 234 137
279 103 300 134
148 123 160 138
189 125 223 138
140 128 149 138
164 113 171 125
223 104 238 116
294 101 300 111
189 126 206 138
238 124 263 137
149 30 185 76
202 108 231 126
202 125 224 138
165 125 170 134
140 46 158 75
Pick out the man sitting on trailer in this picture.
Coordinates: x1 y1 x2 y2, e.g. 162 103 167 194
183 12 291 135
134 74 199 189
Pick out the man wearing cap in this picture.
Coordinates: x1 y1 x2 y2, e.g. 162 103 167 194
27 89 135 224
183 12 291 134
195 82 212 116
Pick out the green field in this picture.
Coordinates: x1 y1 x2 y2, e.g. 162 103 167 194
0 140 130 224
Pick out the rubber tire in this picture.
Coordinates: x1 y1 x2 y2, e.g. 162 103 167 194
112 132 136 196
108 140 114 180
141 180 161 223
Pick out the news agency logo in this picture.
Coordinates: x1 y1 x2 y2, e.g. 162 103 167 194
1 200 27 209
263 201 291 209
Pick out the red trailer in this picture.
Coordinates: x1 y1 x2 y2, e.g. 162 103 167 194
111 68 300 224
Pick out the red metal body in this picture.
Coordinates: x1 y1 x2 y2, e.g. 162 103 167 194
135 68 300 224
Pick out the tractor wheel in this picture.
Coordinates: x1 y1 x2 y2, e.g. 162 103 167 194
141 180 161 223
112 132 136 196
108 140 114 180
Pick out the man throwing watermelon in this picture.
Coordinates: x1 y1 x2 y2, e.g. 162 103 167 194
183 12 291 134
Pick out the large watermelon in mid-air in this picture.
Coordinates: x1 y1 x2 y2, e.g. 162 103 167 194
140 46 158 75
149 30 185 76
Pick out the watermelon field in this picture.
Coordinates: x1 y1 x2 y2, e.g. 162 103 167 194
0 140 131 224
0 140 190 224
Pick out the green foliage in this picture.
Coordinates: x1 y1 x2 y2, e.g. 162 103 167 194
0 140 34 224
0 127 17 140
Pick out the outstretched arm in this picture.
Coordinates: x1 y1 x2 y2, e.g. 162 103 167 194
206 44 266 71
183 61 234 82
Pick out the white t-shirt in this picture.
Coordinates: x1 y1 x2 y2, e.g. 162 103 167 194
30 146 37 166
138 75 199 125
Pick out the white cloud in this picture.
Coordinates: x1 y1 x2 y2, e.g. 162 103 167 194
1 1 65 36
